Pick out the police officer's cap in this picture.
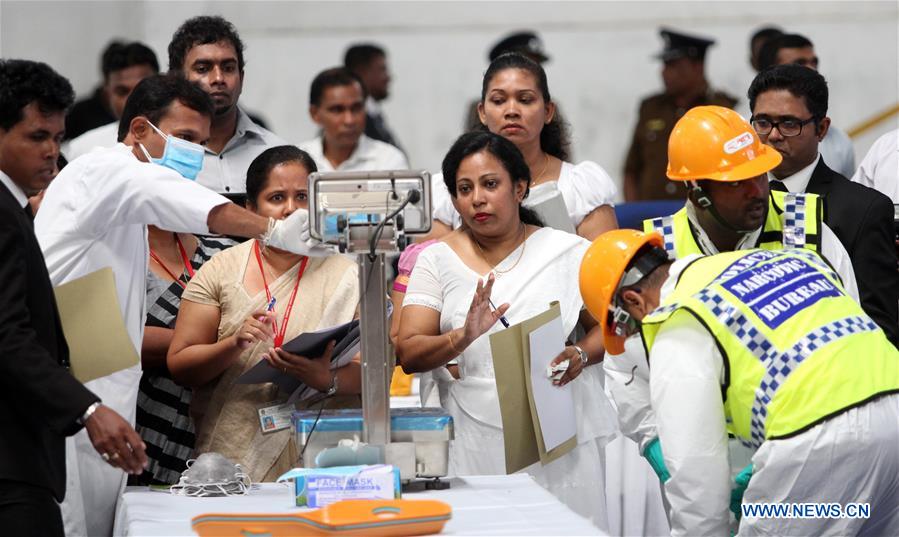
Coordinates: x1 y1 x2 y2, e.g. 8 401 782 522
656 28 716 62
489 31 549 63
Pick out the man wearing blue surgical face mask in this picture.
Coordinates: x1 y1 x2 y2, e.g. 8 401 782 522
34 74 332 537
138 119 205 180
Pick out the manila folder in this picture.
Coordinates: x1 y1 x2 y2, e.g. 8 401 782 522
53 267 139 383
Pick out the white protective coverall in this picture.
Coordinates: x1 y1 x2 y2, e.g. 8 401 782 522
649 256 899 536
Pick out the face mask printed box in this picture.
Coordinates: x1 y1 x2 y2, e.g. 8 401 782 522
277 464 401 508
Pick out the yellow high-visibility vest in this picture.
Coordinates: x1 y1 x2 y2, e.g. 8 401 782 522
644 190 822 259
642 249 899 447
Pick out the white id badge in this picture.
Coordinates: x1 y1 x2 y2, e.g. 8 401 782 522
258 402 295 433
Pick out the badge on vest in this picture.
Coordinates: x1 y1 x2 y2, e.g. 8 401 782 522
720 254 841 329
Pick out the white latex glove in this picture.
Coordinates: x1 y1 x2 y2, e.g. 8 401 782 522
264 209 334 257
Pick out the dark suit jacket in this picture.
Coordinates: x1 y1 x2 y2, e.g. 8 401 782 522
806 159 899 346
364 112 401 150
0 182 98 501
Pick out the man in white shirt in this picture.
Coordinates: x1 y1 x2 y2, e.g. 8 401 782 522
300 67 408 173
853 128 899 203
64 42 159 162
756 33 856 177
35 74 323 537
748 64 898 345
344 43 402 151
168 16 286 197
580 230 899 537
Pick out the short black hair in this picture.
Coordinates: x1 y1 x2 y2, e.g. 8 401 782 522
102 41 160 79
748 63 828 121
750 26 783 48
168 16 245 73
0 59 74 130
117 74 214 141
757 33 814 71
246 145 318 206
309 67 367 107
344 44 386 73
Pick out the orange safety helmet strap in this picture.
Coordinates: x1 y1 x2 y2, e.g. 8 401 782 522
688 180 762 234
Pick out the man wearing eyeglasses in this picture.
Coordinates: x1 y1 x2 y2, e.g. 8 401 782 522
749 64 898 345
756 33 856 178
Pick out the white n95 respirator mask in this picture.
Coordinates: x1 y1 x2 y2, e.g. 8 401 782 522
169 452 252 497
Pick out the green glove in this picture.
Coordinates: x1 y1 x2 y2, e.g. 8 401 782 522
730 463 753 519
643 437 670 482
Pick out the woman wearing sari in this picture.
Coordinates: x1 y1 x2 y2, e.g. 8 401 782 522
396 132 613 529
168 146 360 482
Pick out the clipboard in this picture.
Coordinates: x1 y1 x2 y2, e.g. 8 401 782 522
53 267 140 383
489 301 577 474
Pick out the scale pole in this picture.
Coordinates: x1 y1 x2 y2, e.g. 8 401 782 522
358 253 391 448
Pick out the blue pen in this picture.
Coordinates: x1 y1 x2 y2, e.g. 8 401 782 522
488 298 510 328
259 297 276 322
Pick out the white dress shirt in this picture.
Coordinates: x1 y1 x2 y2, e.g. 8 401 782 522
818 125 856 179
196 108 287 194
768 153 819 194
63 121 119 162
35 143 229 352
299 134 408 173
0 170 28 208
852 128 898 203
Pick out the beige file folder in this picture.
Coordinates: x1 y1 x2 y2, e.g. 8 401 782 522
53 267 139 383
490 301 577 474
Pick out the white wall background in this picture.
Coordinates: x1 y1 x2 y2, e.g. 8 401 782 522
2 1 897 199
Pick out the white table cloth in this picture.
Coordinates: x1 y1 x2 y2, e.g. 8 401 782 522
113 474 604 536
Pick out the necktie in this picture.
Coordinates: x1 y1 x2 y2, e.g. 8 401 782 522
768 180 788 193
23 202 34 221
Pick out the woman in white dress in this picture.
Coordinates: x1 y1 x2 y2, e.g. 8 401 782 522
420 52 621 406
397 132 615 529
429 52 618 241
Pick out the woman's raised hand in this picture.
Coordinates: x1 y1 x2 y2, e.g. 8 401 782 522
462 273 509 345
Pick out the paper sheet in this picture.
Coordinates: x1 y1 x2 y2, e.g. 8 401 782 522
53 267 140 383
527 317 577 452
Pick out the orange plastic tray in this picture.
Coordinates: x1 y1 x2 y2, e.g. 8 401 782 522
191 498 451 536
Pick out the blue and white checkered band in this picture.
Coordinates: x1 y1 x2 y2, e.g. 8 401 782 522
782 193 807 248
781 248 841 285
694 287 878 448
648 301 681 318
649 216 676 257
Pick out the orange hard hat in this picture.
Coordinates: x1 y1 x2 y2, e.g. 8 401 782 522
666 105 782 182
579 230 666 355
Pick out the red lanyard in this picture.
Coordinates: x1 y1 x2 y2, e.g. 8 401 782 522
149 233 195 289
254 240 308 347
